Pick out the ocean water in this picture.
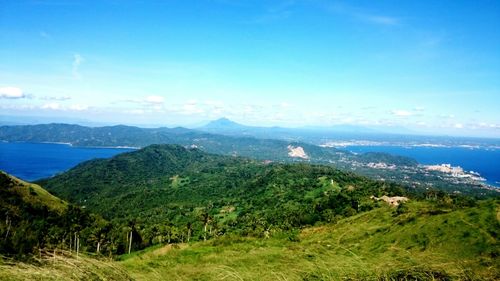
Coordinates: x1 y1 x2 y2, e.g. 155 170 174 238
344 145 500 187
0 142 134 181
1 141 499 187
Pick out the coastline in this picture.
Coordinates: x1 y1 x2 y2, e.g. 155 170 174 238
2 140 139 150
341 144 500 188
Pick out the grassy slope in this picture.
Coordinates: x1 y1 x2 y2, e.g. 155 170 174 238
0 251 132 281
0 171 67 214
120 200 499 281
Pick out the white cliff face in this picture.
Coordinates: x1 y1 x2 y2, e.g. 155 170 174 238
370 195 409 206
287 145 309 159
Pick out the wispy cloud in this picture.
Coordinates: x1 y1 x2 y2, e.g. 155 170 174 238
325 3 399 26
40 31 50 38
39 95 71 101
391 109 413 117
40 102 89 111
0 87 26 99
470 122 500 130
72 53 84 79
180 99 204 115
69 104 89 111
41 102 62 110
245 0 295 24
145 95 165 104
359 14 398 26
118 95 165 106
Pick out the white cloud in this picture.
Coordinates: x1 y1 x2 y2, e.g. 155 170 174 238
69 104 89 111
72 53 84 79
181 100 204 115
439 114 455 119
204 100 225 115
391 109 413 117
186 99 197 105
280 102 292 108
326 3 399 26
362 14 399 25
414 106 425 112
475 122 500 130
0 87 25 99
39 95 72 101
454 123 464 129
41 102 62 110
126 109 145 115
168 99 205 115
145 95 165 104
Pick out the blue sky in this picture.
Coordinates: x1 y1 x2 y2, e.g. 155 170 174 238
1 0 499 137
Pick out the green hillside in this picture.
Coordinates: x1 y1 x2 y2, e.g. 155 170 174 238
0 171 115 259
0 171 70 255
121 200 500 280
38 145 408 246
0 171 67 213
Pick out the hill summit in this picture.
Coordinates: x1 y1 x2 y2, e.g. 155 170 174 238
201 117 246 129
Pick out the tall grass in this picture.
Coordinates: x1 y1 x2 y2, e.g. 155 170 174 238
121 201 499 281
0 250 132 281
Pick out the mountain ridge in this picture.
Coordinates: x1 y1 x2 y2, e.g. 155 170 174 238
2 123 497 197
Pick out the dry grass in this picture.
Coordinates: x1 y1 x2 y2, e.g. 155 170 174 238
0 250 132 281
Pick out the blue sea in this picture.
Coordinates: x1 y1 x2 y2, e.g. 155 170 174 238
0 142 134 181
1 141 499 187
344 145 500 187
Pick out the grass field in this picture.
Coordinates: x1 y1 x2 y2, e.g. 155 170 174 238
0 250 132 281
1 200 497 280
120 201 499 281
1 171 67 213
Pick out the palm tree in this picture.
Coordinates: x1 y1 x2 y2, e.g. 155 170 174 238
127 220 136 254
200 212 212 241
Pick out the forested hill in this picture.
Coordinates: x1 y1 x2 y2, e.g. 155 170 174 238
0 123 413 165
0 171 87 256
38 144 408 236
3 123 496 197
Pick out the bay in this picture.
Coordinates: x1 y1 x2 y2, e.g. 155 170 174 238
0 142 135 181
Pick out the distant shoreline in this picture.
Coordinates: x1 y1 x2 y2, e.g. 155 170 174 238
4 140 140 150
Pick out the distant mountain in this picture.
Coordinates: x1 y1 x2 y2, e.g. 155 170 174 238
201 117 248 130
197 118 421 144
